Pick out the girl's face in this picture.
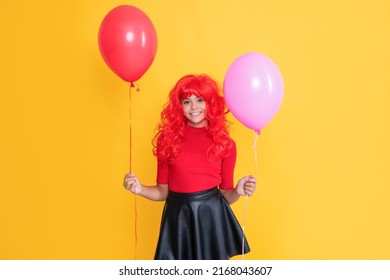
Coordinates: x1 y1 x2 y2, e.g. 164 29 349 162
181 94 208 128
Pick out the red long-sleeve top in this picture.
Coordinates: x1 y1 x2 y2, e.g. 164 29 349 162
156 125 236 193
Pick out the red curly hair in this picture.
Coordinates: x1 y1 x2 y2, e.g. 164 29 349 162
153 74 233 163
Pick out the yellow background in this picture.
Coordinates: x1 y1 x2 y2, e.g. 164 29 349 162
1 0 389 260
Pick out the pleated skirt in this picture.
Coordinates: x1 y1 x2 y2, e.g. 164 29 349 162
154 187 250 260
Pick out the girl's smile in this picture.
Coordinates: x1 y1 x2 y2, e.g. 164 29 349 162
182 94 208 127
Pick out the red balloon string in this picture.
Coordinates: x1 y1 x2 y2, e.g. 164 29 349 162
134 196 138 260
129 84 138 260
129 86 133 173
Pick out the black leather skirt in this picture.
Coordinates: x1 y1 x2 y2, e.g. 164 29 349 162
154 187 250 260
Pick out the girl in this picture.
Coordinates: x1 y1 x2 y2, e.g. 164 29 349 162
123 74 256 260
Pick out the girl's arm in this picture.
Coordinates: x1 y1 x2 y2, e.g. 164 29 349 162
220 175 257 204
123 173 169 201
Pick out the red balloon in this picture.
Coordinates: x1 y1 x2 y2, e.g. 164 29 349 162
98 5 158 83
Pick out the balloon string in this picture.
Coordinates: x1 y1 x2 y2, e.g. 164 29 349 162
253 132 259 175
134 197 138 260
129 85 137 260
129 85 133 173
242 132 259 259
242 194 248 259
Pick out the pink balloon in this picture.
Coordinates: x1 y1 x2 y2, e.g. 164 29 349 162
98 5 158 83
223 52 284 134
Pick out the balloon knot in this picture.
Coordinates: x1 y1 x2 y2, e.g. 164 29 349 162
129 82 141 92
255 129 261 135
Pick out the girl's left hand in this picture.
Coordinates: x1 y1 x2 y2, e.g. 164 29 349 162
236 175 257 196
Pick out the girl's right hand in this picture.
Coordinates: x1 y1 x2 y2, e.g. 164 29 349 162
123 173 142 194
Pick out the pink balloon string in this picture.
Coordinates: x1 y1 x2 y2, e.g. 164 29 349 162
242 194 249 259
242 131 260 259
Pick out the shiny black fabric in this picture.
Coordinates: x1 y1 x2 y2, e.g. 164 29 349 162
154 187 250 260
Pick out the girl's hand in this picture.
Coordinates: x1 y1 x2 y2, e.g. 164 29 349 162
236 175 257 196
123 173 142 194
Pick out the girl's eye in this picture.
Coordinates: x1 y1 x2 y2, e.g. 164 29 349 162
182 100 190 105
197 98 204 103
